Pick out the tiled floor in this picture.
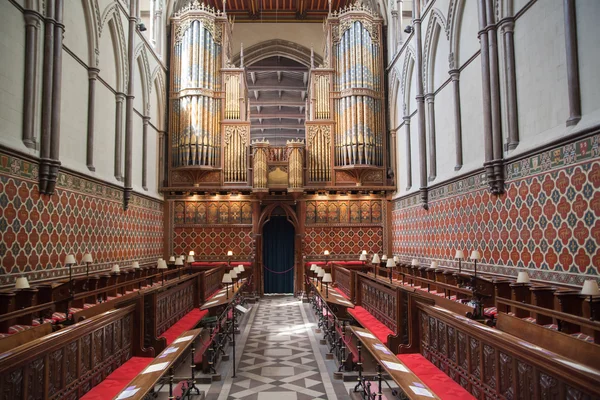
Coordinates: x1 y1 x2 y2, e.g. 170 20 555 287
214 295 347 400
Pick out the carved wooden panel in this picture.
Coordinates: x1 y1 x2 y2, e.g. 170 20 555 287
499 352 513 399
155 280 195 337
470 338 481 379
539 373 561 399
48 349 63 396
65 342 77 388
335 267 352 299
448 326 456 363
27 358 44 400
0 369 23 400
305 200 384 225
517 361 534 400
359 280 397 333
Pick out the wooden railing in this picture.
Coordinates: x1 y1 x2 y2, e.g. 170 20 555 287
332 266 354 301
0 304 147 399
410 303 600 399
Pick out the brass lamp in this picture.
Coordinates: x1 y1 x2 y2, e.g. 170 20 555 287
386 257 395 283
317 268 325 288
454 250 464 274
516 271 530 284
230 268 238 288
470 250 481 278
581 280 599 321
222 273 233 299
372 253 381 279
82 253 93 276
157 259 168 285
15 276 30 289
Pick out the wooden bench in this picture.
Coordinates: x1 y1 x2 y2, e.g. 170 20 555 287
110 329 203 400
0 304 151 399
349 326 474 400
405 302 600 399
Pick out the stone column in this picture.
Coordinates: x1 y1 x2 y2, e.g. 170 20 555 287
39 1 55 194
142 116 150 190
124 0 137 210
403 114 412 190
425 93 436 181
47 0 65 195
486 0 504 194
391 10 399 54
86 68 99 171
477 0 494 190
390 129 397 188
23 9 41 150
414 0 428 209
114 93 125 181
449 69 463 170
563 0 581 126
499 18 519 150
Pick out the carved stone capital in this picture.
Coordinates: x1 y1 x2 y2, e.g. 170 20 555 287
24 9 42 28
88 68 100 80
116 92 126 103
498 17 515 34
424 93 435 103
449 69 460 81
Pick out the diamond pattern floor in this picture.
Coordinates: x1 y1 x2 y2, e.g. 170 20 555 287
217 296 342 399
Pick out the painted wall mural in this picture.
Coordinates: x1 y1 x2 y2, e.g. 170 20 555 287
392 134 600 286
0 151 164 286
173 200 253 225
305 200 383 225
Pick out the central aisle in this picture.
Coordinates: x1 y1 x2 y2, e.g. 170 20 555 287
216 295 346 399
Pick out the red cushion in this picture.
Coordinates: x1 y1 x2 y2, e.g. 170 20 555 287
80 357 153 400
333 261 365 266
160 309 208 345
348 306 394 344
305 262 327 267
397 353 476 400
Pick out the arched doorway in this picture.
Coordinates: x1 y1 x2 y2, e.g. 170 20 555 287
262 216 295 293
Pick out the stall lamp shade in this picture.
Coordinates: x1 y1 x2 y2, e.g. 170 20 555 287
516 271 530 284
175 257 184 266
189 251 195 256
371 254 381 264
431 261 439 269
324 250 330 256
169 256 175 262
65 254 76 265
362 250 368 255
233 266 240 274
227 250 233 256
581 280 600 296
470 250 481 261
82 253 93 263
187 255 195 263
386 258 395 268
132 261 140 269
454 250 465 259
411 259 419 266
222 273 232 284
229 269 238 279
111 264 120 273
15 276 30 289
317 269 325 278
310 264 317 271
238 265 245 272
157 260 168 269
393 256 399 263
322 273 333 283
381 255 388 261
359 254 367 262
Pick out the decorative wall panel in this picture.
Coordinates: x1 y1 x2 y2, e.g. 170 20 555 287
172 226 253 258
304 226 383 258
173 200 252 225
306 200 382 225
0 151 163 287
392 134 600 285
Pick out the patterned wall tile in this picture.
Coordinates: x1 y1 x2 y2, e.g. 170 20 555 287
304 226 383 259
0 151 164 286
171 226 254 258
391 134 600 286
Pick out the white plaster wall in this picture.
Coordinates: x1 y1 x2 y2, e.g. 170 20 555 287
431 83 454 183
98 21 119 91
0 2 28 153
576 1 600 118
458 57 485 172
512 0 568 155
231 23 326 60
410 113 420 193
93 83 118 183
59 54 89 174
63 2 90 66
455 0 479 68
431 28 450 92
146 124 160 193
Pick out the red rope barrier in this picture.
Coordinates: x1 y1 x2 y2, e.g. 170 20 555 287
263 265 295 274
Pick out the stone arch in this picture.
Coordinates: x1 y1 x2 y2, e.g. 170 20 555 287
232 39 322 68
423 8 447 93
100 4 128 92
81 0 101 67
400 47 416 115
389 68 402 129
447 0 466 69
151 66 167 130
136 44 152 116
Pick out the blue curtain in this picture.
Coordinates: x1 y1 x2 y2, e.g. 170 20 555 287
263 216 295 293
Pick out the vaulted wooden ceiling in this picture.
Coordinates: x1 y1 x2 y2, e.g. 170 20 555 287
197 0 354 21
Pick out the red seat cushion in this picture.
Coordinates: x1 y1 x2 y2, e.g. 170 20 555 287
397 353 476 400
80 357 153 400
348 306 394 344
160 309 208 345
